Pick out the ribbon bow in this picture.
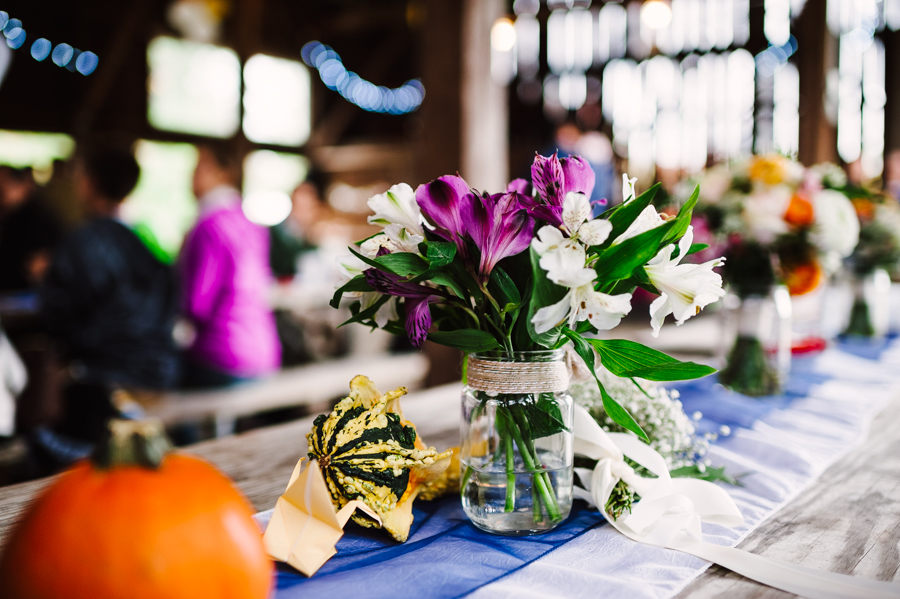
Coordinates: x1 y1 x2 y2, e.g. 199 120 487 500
572 404 900 599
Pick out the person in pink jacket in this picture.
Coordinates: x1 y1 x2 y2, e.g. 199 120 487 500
180 143 281 387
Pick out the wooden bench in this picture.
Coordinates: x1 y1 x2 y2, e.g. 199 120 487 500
123 352 430 435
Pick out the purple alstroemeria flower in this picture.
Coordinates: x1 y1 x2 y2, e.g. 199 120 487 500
506 178 533 196
463 190 536 283
523 153 596 227
364 268 438 347
415 175 471 255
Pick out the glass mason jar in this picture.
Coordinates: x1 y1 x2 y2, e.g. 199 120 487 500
460 350 574 535
718 286 792 397
844 268 891 338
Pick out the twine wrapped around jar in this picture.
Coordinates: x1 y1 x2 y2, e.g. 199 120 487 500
466 356 570 394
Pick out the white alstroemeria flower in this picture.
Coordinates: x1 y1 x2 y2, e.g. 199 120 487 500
533 280 633 333
361 292 399 328
645 227 726 337
810 189 859 258
622 173 638 203
360 224 424 258
562 192 612 245
335 254 397 327
367 183 425 236
336 253 368 287
612 205 667 246
532 225 582 258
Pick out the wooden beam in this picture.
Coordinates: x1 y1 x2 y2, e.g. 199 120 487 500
795 0 838 166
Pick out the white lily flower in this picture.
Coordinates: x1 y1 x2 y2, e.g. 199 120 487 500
645 227 726 337
612 205 667 245
622 173 638 203
533 282 633 333
367 183 425 236
810 189 859 258
562 192 612 245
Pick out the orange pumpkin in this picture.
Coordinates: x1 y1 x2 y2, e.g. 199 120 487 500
0 420 272 599
783 260 822 296
783 193 815 227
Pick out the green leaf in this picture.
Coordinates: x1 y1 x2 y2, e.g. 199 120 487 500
587 339 716 381
427 329 501 352
489 266 522 307
429 272 467 298
626 362 717 381
527 246 568 347
662 186 700 246
687 243 709 255
330 275 374 309
375 253 429 277
425 241 457 268
562 329 648 441
670 465 741 486
523 394 568 439
594 220 676 282
338 295 390 328
604 183 661 244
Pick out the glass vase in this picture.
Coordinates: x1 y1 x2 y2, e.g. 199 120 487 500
460 350 574 535
844 269 891 339
718 286 792 397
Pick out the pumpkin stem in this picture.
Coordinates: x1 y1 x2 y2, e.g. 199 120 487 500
93 419 173 470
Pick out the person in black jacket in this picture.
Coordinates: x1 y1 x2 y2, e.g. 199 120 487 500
36 147 180 465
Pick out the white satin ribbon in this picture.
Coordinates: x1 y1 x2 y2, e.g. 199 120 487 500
573 404 900 599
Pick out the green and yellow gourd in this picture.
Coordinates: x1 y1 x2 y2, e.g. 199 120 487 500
307 376 452 542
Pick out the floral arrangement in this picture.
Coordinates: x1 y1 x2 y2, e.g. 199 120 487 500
690 155 860 298
567 353 732 517
333 153 725 524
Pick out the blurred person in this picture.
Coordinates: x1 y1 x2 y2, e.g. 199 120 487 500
180 142 280 388
37 147 180 466
269 169 329 280
40 159 83 232
0 166 63 291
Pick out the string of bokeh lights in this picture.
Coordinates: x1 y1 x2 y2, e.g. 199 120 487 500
301 41 423 115
1 10 98 75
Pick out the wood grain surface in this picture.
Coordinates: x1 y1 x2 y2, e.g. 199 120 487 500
1 382 898 598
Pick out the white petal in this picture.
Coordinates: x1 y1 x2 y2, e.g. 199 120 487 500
540 248 596 288
532 291 574 334
622 173 638 203
672 226 694 266
578 219 613 246
649 293 672 337
367 183 424 236
811 189 860 258
336 253 369 286
563 192 592 235
360 234 390 258
374 297 399 328
646 259 726 326
582 290 633 331
531 225 566 255
384 223 424 254
612 205 665 245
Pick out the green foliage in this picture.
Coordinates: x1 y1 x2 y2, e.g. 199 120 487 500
427 329 500 352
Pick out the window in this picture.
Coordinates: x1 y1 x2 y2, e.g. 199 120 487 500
243 54 311 146
0 130 74 169
147 37 240 138
242 150 308 226
121 141 199 260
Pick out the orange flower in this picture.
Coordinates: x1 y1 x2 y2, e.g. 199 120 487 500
852 198 875 222
783 193 815 227
784 260 822 296
749 156 786 186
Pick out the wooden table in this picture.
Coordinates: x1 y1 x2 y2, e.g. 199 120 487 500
1 382 898 597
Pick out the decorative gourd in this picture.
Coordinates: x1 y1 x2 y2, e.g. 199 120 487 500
0 420 272 599
307 375 452 542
